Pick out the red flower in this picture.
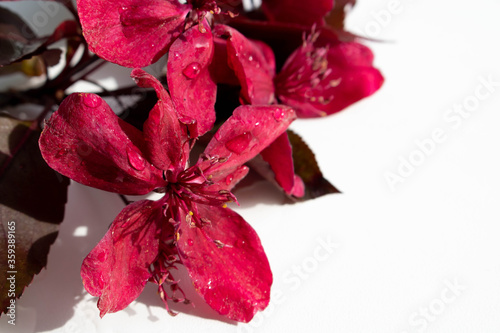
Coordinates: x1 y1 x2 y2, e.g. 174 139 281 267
215 24 384 118
39 69 296 322
274 29 384 117
76 0 239 67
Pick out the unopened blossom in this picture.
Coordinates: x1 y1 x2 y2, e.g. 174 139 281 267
39 69 296 322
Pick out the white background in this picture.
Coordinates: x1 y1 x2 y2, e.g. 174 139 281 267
2 0 500 332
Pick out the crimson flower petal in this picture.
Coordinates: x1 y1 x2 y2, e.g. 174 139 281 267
77 0 190 67
81 200 163 317
261 0 333 26
201 104 296 182
167 20 216 138
177 204 272 322
275 39 384 117
259 132 296 195
132 69 189 172
215 25 275 105
39 93 163 195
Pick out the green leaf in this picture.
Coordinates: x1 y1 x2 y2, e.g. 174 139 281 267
287 130 340 199
0 115 69 315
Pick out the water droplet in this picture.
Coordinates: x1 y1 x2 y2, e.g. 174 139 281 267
248 55 253 61
182 62 201 79
273 109 286 121
187 239 194 246
126 146 146 171
225 132 252 154
97 273 105 289
225 175 234 185
83 94 102 108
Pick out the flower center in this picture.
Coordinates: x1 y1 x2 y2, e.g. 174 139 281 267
157 154 236 224
149 154 236 314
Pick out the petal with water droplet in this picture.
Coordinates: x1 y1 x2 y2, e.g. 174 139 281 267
201 105 296 183
77 0 190 67
167 20 216 138
39 93 164 195
177 203 272 322
214 25 276 105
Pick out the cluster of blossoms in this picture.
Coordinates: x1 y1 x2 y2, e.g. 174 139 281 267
38 0 383 323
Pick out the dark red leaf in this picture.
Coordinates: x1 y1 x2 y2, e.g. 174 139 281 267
287 130 340 199
0 5 77 67
0 116 69 315
325 0 357 30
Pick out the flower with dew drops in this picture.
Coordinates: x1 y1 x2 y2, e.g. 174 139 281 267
77 0 241 67
39 68 296 322
214 24 384 118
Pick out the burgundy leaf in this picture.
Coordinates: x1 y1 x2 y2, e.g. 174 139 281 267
325 0 357 30
0 3 77 67
287 130 340 199
0 6 45 67
0 116 69 314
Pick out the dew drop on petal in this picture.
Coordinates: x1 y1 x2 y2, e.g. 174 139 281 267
225 174 234 186
126 146 146 171
225 132 252 154
97 273 105 289
273 108 286 121
83 94 102 108
187 239 194 246
182 62 201 79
